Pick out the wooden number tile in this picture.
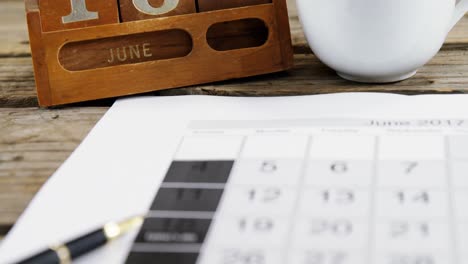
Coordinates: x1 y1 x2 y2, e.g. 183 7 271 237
39 0 120 32
119 0 196 22
198 0 271 12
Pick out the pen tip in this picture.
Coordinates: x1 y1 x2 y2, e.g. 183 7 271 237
104 216 144 240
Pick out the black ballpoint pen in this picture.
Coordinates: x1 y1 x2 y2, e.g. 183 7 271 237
16 216 144 264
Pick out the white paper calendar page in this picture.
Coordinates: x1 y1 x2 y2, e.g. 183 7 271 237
1 93 468 264
128 119 467 264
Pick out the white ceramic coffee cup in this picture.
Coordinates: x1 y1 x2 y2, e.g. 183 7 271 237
296 0 468 83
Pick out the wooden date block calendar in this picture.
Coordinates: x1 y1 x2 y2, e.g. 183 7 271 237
25 0 293 106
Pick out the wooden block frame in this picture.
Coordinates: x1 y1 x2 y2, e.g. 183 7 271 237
25 0 294 107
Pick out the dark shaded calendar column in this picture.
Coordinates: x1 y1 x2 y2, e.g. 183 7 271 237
126 136 244 264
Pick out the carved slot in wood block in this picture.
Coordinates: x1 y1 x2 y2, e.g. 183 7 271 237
207 18 269 51
25 0 294 106
198 0 272 12
119 0 196 22
39 0 120 32
58 30 193 71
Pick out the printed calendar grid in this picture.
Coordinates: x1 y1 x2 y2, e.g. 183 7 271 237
282 136 312 264
125 120 468 264
446 136 459 264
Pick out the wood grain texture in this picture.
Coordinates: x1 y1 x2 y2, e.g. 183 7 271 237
0 1 30 57
59 29 193 71
206 18 269 51
198 0 271 11
2 47 468 108
0 107 107 228
0 57 37 108
39 0 120 32
157 47 468 96
26 0 53 108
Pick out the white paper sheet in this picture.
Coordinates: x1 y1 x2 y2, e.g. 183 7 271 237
1 93 468 264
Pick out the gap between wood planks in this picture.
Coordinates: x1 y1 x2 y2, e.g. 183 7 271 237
0 226 10 238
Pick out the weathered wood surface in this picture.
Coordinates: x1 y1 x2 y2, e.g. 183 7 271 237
0 108 107 233
1 0 468 237
3 47 468 107
0 1 30 57
158 48 468 96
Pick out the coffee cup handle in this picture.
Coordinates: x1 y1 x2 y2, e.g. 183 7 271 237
450 0 468 30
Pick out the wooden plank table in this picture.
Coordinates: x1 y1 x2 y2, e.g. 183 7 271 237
1 0 468 238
